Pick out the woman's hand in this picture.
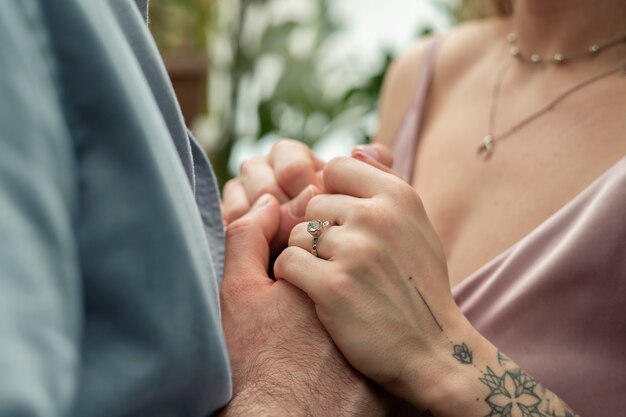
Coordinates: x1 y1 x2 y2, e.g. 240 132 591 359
273 156 469 409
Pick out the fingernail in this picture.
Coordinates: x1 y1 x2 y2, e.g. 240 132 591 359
353 150 375 163
353 145 379 161
288 185 315 218
252 194 272 211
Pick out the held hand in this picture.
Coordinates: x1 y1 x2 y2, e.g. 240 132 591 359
220 193 397 416
222 139 323 223
222 139 394 252
274 157 467 408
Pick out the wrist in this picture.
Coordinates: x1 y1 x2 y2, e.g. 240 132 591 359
220 382 305 417
225 352 396 417
392 309 487 415
423 325 498 417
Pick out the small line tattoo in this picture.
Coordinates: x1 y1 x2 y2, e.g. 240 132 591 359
413 284 444 332
452 342 473 365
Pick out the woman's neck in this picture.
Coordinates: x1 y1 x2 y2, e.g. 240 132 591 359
512 0 626 55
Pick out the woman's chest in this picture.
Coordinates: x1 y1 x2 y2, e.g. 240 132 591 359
411 94 625 287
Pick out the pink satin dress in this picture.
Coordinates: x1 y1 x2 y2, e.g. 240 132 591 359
392 37 626 417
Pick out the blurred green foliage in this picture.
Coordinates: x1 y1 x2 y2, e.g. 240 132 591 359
150 0 464 187
209 0 441 186
150 0 214 52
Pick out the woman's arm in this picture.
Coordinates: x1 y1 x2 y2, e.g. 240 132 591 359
399 318 579 417
274 157 580 417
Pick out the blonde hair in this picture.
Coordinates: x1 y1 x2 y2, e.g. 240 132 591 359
455 0 513 20
494 0 513 15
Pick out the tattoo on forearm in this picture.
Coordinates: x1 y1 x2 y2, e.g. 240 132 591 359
497 350 511 367
480 366 544 417
452 343 473 365
411 279 444 332
451 343 580 417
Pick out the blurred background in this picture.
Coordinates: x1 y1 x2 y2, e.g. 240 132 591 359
149 0 493 187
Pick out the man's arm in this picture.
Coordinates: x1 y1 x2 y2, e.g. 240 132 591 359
217 195 397 417
0 3 81 416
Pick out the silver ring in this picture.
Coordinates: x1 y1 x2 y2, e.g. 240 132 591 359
307 220 334 257
312 237 320 257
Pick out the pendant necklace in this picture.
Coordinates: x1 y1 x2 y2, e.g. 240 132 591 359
478 31 626 159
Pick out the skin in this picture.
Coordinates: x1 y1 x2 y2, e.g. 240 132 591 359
376 3 626 286
221 0 626 414
218 193 397 416
222 139 394 252
275 156 580 416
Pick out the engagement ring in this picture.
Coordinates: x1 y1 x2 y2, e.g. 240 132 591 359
307 220 334 257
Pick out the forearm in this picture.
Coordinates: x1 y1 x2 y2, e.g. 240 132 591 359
219 354 396 417
217 384 306 417
400 326 580 417
219 378 394 417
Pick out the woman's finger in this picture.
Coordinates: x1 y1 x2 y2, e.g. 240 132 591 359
352 143 394 168
351 149 402 179
239 156 290 205
222 178 251 223
304 193 357 226
323 156 403 198
273 246 331 302
288 221 342 260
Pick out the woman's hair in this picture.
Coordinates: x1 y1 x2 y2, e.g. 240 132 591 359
494 0 513 15
456 0 513 20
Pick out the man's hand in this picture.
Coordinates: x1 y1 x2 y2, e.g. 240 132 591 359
221 140 395 252
219 193 397 416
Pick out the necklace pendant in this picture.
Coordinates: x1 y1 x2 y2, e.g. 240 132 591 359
477 135 494 158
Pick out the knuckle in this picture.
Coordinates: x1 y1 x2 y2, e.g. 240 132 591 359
386 180 425 212
327 156 351 170
324 156 351 179
239 157 263 176
223 205 245 223
288 223 307 246
276 159 311 187
225 218 254 241
349 200 374 223
254 183 281 200
223 178 240 194
272 138 305 154
338 232 385 267
390 179 420 201
239 160 252 176
386 178 411 197
403 189 425 214
354 238 380 263
304 194 325 218
321 272 352 301
274 246 299 276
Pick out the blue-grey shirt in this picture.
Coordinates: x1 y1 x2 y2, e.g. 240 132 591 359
0 1 231 415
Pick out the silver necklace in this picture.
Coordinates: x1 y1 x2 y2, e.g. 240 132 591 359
507 31 626 65
478 57 626 158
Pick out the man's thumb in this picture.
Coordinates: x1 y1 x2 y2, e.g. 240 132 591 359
223 194 280 284
270 185 318 252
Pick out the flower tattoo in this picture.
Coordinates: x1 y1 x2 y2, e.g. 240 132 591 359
480 367 542 417
452 343 473 365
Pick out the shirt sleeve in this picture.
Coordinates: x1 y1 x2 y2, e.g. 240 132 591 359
0 3 81 416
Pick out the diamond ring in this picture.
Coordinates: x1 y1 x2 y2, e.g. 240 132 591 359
307 220 334 256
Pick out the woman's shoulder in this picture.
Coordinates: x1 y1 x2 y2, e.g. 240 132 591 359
375 17 510 148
